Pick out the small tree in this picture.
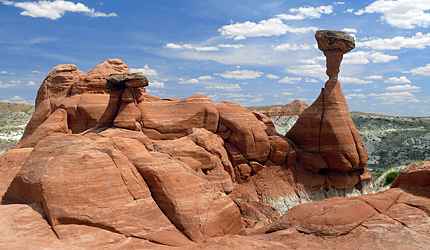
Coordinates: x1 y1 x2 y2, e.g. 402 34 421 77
385 172 399 186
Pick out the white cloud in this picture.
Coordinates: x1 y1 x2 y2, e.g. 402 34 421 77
197 75 213 80
9 95 25 101
345 93 366 99
305 78 318 83
195 46 219 51
31 70 40 73
215 69 263 79
277 5 333 20
353 89 362 92
1 71 7 74
266 74 279 79
278 77 301 84
283 92 294 95
373 91 419 104
149 80 165 88
129 64 158 76
273 43 312 51
345 8 354 13
1 0 117 20
205 84 241 91
409 63 430 76
217 44 245 49
218 16 317 40
384 76 411 84
386 84 420 91
164 43 246 51
356 0 430 29
357 32 430 50
338 76 373 84
343 51 398 64
364 75 383 80
342 28 357 33
26 80 36 86
0 81 17 88
9 80 22 84
286 64 326 78
250 97 263 102
179 78 199 84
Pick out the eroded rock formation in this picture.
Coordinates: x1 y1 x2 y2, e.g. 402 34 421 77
258 99 309 117
1 31 428 249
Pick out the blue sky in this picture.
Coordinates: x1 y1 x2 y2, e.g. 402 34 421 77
1 0 429 116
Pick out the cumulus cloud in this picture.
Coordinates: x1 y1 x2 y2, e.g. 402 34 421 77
373 91 419 104
273 43 312 51
343 51 398 64
197 75 213 80
283 92 294 95
1 0 117 20
0 81 17 88
305 78 318 82
129 64 158 76
286 64 325 78
384 76 411 84
266 74 280 79
205 84 241 91
386 84 420 91
215 70 263 79
355 0 430 29
409 63 430 76
338 76 373 84
357 32 430 50
1 71 7 74
364 75 383 80
278 77 301 84
179 78 199 84
277 5 333 20
345 93 366 99
149 80 165 88
9 95 25 101
218 16 317 40
164 43 245 51
342 28 357 33
250 97 263 102
353 89 362 92
26 80 37 86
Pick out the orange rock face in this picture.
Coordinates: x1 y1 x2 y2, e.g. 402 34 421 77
287 80 368 173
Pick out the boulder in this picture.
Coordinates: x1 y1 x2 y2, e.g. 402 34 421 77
391 161 430 195
116 138 244 242
0 148 33 199
216 101 270 163
4 134 190 246
106 73 149 90
131 94 219 140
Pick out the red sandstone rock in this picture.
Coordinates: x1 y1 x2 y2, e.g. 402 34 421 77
216 101 270 163
35 64 84 108
14 108 69 148
154 136 223 171
287 80 368 173
116 138 244 242
391 161 430 192
258 99 309 117
133 94 219 140
0 148 33 199
251 111 276 131
4 134 190 246
69 59 130 96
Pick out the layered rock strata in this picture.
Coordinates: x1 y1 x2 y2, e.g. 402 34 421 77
0 52 380 248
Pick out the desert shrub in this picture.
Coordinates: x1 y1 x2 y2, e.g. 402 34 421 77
385 172 399 186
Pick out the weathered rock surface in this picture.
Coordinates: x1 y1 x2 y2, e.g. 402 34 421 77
216 101 270 163
0 148 33 199
106 72 149 90
10 53 430 249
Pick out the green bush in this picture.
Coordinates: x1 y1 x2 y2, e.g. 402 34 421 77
385 172 399 186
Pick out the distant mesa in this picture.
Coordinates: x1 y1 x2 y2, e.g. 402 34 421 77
256 99 309 117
